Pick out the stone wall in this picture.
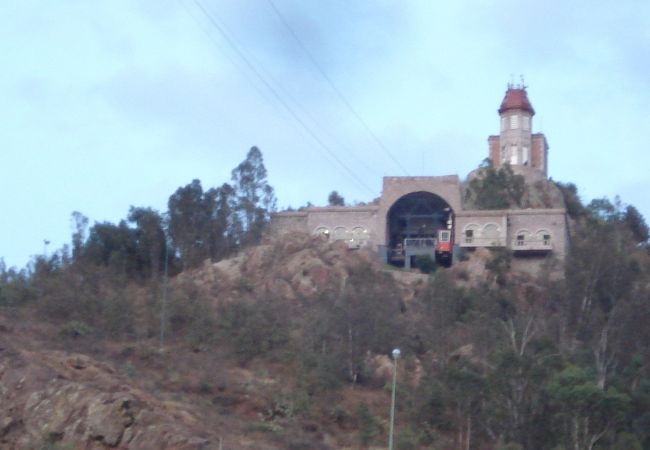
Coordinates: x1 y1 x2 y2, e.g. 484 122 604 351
531 133 548 176
455 210 508 247
456 208 567 259
269 212 308 235
270 179 568 266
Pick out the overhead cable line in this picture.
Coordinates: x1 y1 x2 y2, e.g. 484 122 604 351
266 0 410 176
176 0 281 116
190 0 376 197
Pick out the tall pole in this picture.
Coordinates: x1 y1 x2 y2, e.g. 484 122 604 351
388 348 400 450
159 240 169 350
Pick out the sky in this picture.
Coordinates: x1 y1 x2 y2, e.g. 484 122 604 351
1 0 649 269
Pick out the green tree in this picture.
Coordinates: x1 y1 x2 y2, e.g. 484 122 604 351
84 220 138 277
546 366 630 450
465 160 525 210
231 146 276 245
623 205 649 244
70 211 89 261
327 190 345 206
357 402 380 446
554 182 585 219
127 207 167 279
168 179 211 268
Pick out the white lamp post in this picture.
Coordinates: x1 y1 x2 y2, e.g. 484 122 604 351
388 348 401 450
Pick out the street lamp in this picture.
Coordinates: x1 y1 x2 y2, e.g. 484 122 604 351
388 348 401 450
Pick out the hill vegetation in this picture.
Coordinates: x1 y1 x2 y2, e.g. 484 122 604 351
1 149 650 449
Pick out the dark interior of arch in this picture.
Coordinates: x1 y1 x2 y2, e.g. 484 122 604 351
387 191 452 257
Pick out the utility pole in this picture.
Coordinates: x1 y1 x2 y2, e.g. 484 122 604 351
159 240 169 350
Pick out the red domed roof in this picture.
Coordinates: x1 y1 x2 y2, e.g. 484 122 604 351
498 87 535 115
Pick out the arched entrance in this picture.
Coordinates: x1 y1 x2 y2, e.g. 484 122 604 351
386 191 453 268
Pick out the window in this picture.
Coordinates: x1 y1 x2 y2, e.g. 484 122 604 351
535 230 552 247
501 116 507 131
510 115 519 129
522 146 529 165
351 227 369 247
510 145 519 165
514 229 532 247
484 223 499 237
440 231 450 242
523 116 530 130
314 226 330 238
333 226 348 241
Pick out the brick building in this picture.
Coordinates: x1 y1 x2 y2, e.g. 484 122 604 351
271 85 568 271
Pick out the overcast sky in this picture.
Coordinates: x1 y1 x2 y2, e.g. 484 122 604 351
1 0 649 269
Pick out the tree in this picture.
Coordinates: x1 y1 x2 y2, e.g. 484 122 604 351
555 182 585 218
168 179 210 268
623 205 649 244
465 161 525 210
70 211 89 261
84 220 138 276
206 183 239 260
127 207 167 279
546 366 630 450
328 191 345 206
231 146 276 245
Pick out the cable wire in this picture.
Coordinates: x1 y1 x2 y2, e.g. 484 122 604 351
266 0 410 176
190 0 376 196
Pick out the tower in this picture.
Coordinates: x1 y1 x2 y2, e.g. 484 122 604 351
488 83 548 176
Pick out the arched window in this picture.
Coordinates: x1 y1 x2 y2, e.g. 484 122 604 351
351 227 369 247
483 223 500 239
535 229 551 246
332 226 348 241
463 223 479 244
314 226 330 239
514 229 532 246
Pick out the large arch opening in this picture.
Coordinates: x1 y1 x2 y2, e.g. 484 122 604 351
386 191 454 268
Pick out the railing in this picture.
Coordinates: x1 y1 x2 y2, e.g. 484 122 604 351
460 236 505 247
511 238 552 251
404 238 437 248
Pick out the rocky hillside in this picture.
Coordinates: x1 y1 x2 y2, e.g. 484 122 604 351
2 213 649 449
0 235 428 450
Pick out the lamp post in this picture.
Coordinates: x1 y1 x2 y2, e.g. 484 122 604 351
388 348 400 450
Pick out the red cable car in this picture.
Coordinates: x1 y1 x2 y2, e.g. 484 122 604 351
435 228 453 266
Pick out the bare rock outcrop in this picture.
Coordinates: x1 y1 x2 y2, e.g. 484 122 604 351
0 345 213 449
189 233 377 303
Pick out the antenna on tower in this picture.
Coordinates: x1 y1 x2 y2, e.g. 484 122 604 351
520 74 527 90
508 73 515 88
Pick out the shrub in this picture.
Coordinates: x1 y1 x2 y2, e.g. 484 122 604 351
59 321 95 339
357 402 380 446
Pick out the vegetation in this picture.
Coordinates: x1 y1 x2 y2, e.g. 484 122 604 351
465 159 526 209
1 151 650 448
327 190 345 206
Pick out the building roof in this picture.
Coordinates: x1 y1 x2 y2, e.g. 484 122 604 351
498 87 535 115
